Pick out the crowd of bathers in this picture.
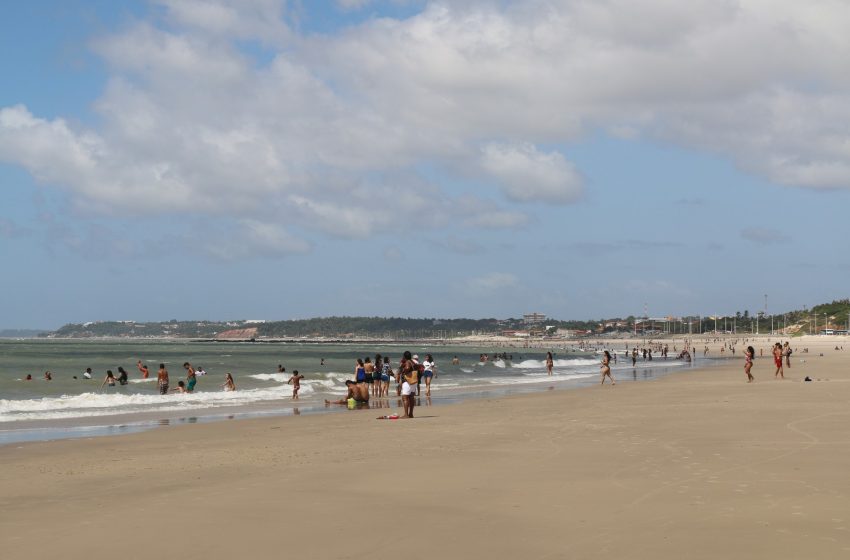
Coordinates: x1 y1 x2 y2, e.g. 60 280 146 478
325 351 436 418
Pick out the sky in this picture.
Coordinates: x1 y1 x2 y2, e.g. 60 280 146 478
1 0 849 329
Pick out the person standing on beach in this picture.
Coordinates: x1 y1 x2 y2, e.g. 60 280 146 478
399 351 418 418
354 358 366 383
600 351 615 385
744 346 755 382
772 343 784 379
380 356 391 397
157 363 169 395
364 357 375 395
137 361 149 379
373 354 383 398
783 342 792 368
545 352 554 376
183 362 197 392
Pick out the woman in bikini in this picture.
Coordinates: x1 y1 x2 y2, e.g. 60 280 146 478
600 350 615 385
545 352 554 376
744 346 755 382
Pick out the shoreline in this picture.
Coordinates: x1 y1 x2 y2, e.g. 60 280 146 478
0 354 720 445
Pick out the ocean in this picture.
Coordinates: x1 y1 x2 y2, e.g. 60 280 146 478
0 339 704 444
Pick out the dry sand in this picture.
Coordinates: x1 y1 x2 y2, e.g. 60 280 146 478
2 336 849 559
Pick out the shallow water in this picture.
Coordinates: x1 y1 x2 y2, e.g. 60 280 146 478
0 339 714 444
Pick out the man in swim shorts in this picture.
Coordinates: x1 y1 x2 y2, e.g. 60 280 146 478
325 380 369 405
157 363 169 395
184 362 197 392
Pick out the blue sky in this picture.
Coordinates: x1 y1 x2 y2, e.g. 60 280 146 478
1 0 849 329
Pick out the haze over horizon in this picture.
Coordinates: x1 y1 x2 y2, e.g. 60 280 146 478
2 1 849 330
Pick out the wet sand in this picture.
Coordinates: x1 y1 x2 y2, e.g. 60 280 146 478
2 336 848 559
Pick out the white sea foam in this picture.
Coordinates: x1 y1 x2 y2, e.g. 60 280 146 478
249 373 289 382
512 358 599 369
0 383 315 423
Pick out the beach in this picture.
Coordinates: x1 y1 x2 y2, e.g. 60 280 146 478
2 336 848 559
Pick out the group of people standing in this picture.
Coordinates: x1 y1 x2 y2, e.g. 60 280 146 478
743 341 792 382
327 351 437 418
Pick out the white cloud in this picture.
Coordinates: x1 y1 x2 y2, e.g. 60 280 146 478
203 220 311 259
2 0 850 257
479 142 582 203
466 272 519 293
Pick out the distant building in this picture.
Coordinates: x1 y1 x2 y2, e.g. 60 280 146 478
244 320 266 324
523 312 546 325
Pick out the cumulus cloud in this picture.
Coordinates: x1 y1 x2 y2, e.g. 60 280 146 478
479 142 582 203
2 0 850 259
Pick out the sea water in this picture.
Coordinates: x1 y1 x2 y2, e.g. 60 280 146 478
0 339 707 443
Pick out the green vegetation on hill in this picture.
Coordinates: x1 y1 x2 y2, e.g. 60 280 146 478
42 298 849 339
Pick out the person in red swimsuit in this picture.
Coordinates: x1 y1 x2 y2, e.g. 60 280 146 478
772 343 784 379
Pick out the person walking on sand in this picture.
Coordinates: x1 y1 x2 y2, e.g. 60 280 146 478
600 350 615 385
772 342 784 379
545 351 554 376
157 363 169 395
287 370 304 399
422 354 436 396
744 345 755 382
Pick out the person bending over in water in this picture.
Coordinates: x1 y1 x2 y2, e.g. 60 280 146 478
325 380 369 405
222 372 236 392
600 351 615 386
287 370 304 399
744 346 755 382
